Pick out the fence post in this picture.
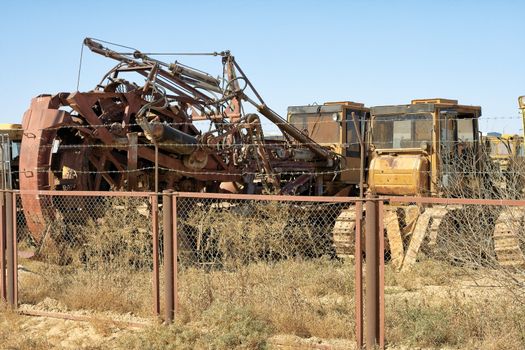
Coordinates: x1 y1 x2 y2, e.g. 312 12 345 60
0 191 5 302
151 194 160 317
355 200 363 349
163 190 174 324
12 192 17 307
5 191 15 308
172 193 178 315
365 193 379 349
378 200 385 350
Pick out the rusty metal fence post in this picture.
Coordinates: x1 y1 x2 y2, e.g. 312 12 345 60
355 200 363 349
0 191 5 302
12 192 17 307
365 194 379 350
151 193 160 317
378 200 385 350
172 193 179 315
163 190 174 323
5 190 16 308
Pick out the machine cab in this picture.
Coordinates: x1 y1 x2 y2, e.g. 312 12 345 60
0 123 23 189
287 101 369 185
369 99 481 196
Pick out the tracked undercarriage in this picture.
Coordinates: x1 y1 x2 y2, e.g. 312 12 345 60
493 207 525 267
332 204 525 270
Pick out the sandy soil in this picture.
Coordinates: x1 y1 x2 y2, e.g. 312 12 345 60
7 298 153 349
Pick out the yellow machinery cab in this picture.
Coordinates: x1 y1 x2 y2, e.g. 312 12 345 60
0 123 23 189
287 101 369 189
368 99 481 196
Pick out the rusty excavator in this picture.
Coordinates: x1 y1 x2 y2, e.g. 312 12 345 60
19 38 349 243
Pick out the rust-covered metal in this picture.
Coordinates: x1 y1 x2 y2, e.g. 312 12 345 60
19 38 340 243
20 39 337 193
163 191 174 324
151 194 160 316
365 194 379 349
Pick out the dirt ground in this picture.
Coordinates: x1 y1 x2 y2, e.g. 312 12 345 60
10 313 138 349
4 307 357 350
1 285 512 350
4 259 524 350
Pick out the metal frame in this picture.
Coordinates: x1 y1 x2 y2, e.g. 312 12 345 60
365 196 379 349
6 191 16 307
378 200 385 350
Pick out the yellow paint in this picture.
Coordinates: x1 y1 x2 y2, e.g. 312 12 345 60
411 98 458 105
368 154 429 196
0 123 23 141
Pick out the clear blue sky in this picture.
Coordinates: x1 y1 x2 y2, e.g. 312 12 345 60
2 0 524 134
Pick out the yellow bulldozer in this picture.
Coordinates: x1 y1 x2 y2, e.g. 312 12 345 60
483 132 524 196
481 97 525 176
484 133 523 170
288 98 525 270
0 123 23 190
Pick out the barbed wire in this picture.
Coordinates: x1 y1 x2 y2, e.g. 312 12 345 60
29 114 525 132
12 140 525 151
11 165 525 178
15 141 361 148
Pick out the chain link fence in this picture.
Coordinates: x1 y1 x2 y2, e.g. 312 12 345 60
383 197 525 289
176 195 349 266
381 195 525 349
171 193 359 341
14 192 158 319
5 187 525 348
6 191 360 343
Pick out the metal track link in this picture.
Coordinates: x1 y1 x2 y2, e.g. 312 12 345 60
402 206 451 270
427 206 458 246
494 208 525 267
332 208 356 257
384 210 404 270
333 205 407 264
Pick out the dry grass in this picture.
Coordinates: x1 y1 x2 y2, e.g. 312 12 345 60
384 257 525 349
385 259 467 290
14 195 525 349
387 294 525 349
112 258 525 349
180 200 339 267
114 258 353 349
19 197 154 317
0 304 52 349
177 258 354 339
19 263 153 316
11 257 525 349
116 305 271 350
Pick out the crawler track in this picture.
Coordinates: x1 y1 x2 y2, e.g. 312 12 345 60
493 208 525 267
333 204 525 270
332 208 357 257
